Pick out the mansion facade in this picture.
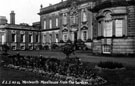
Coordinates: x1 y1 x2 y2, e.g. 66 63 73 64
39 0 135 55
0 11 41 50
0 0 135 55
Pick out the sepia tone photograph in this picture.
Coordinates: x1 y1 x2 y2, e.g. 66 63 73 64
0 0 135 86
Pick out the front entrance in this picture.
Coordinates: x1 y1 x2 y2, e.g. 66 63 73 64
102 38 112 54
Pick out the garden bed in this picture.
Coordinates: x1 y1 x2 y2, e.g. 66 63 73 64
1 54 107 85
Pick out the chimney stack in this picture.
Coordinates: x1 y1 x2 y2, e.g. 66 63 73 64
10 11 15 24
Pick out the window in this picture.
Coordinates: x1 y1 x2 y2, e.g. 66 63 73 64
29 35 31 43
72 15 76 24
49 34 52 43
115 19 123 37
29 34 33 43
63 13 67 25
43 35 46 43
1 34 6 44
44 20 46 29
56 33 59 42
49 19 52 29
12 34 16 42
36 34 39 43
98 21 102 36
103 12 113 37
63 34 68 42
82 9 87 22
70 15 76 25
20 34 25 42
103 20 112 37
83 31 87 41
56 18 58 27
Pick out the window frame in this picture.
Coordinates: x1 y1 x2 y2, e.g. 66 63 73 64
43 20 46 29
115 19 123 37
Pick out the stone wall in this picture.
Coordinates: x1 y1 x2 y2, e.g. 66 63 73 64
112 37 135 55
127 6 135 36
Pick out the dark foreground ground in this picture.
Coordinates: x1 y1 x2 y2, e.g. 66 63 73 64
0 50 135 86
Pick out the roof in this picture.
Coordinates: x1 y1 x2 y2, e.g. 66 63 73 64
39 0 95 15
0 24 40 31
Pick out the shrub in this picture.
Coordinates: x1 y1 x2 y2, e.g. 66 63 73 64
51 44 59 49
59 40 65 43
1 44 10 54
61 43 75 59
97 61 124 69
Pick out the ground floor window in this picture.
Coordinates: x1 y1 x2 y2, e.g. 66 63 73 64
49 34 52 43
82 31 88 41
12 34 16 42
63 34 68 42
55 33 59 43
11 45 16 50
43 35 46 43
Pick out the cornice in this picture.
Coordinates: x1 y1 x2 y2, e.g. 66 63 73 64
89 0 135 12
38 0 94 15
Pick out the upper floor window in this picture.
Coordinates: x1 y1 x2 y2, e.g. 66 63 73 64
49 19 52 29
63 13 67 25
56 18 59 27
29 34 33 43
36 34 39 43
70 15 76 25
82 9 87 22
115 19 123 37
44 20 46 29
12 34 16 42
103 12 112 37
20 34 25 43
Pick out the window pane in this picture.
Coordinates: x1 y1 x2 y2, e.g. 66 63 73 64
115 20 123 37
44 20 46 29
50 19 52 29
82 10 87 22
83 31 87 41
63 34 68 42
103 21 112 37
23 35 25 42
56 18 58 27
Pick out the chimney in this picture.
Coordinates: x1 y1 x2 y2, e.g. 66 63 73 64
10 11 15 24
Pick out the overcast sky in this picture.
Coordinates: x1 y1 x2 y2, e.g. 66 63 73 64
0 0 62 25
